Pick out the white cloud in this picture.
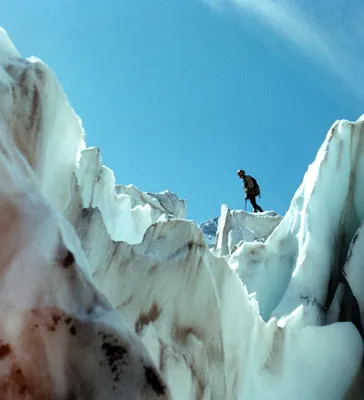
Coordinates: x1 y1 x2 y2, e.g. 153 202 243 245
204 0 364 99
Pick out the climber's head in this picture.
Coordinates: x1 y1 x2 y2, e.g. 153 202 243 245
237 169 245 179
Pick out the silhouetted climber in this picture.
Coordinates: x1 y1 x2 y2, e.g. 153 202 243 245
237 169 264 213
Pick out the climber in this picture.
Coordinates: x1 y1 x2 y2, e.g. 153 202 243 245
237 169 264 213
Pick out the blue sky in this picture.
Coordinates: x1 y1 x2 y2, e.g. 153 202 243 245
3 0 364 223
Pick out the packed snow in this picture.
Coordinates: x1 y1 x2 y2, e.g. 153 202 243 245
0 26 363 399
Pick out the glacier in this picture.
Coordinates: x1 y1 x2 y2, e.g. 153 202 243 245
0 26 363 399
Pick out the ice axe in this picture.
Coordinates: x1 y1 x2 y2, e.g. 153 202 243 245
245 199 247 211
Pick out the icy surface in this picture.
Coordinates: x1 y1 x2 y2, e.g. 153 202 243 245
212 205 282 256
0 122 170 399
0 26 364 399
73 147 185 244
229 118 364 323
0 28 86 212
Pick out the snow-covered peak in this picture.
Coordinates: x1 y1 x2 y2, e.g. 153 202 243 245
199 216 219 246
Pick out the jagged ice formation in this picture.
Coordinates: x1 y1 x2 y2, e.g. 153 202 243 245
212 206 282 256
199 209 282 253
0 27 364 399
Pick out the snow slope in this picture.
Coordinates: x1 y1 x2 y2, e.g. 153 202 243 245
0 26 364 399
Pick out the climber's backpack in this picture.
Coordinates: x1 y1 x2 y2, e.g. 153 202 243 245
251 177 260 197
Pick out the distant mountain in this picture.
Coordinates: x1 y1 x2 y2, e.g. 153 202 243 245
199 217 219 246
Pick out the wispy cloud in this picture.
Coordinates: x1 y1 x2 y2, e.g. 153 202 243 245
204 0 364 99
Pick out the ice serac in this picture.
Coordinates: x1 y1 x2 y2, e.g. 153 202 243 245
0 30 171 399
229 117 364 322
229 117 364 395
0 124 170 399
1 26 364 399
0 28 85 212
69 181 362 399
212 205 282 256
72 146 185 244
68 117 364 398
